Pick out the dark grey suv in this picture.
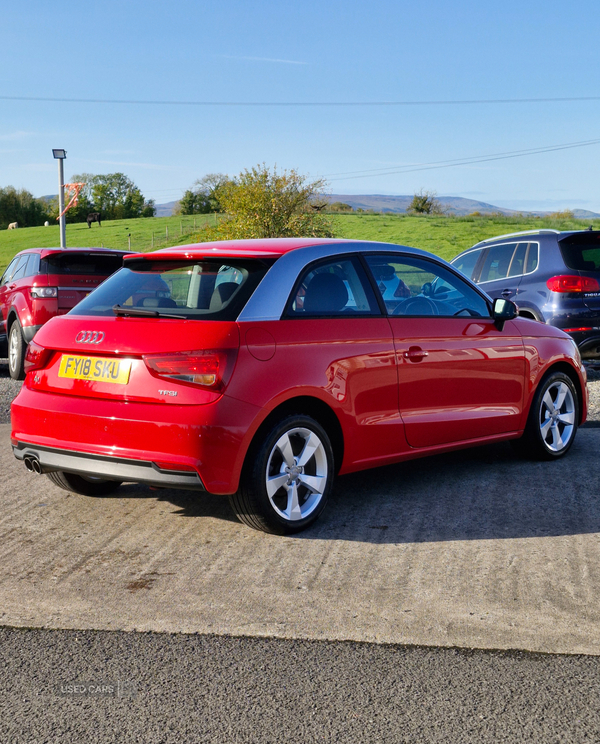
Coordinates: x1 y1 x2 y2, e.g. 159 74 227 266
451 229 600 361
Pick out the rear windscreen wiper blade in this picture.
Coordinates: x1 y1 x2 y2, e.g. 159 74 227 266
112 304 186 319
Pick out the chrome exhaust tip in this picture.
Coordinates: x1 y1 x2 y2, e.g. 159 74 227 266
23 455 42 474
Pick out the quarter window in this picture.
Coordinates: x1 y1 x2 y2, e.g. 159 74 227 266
287 257 380 317
524 242 539 273
507 242 527 277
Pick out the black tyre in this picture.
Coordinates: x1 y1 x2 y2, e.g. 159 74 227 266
8 319 26 380
47 470 123 496
229 414 334 534
516 371 579 460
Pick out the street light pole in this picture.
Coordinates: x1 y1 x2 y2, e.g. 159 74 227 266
52 149 67 248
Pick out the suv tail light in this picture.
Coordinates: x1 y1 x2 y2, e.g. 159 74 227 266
143 349 234 390
546 275 600 293
31 287 58 299
24 340 53 374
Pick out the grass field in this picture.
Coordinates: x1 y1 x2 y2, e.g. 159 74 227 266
0 214 217 272
1 211 599 273
332 213 600 263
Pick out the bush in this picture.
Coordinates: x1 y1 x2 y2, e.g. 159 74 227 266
407 190 443 215
192 164 334 241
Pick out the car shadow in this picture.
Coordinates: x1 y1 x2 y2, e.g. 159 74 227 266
120 433 600 545
303 437 600 544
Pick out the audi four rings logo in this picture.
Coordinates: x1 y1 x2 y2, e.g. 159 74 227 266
75 330 105 344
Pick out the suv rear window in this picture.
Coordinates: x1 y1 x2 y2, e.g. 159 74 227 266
69 259 271 320
559 234 600 271
40 252 126 276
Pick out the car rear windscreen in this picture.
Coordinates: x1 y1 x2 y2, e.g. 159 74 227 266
68 259 271 320
41 253 126 276
559 234 600 271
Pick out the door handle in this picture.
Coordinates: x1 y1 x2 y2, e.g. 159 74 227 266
501 289 512 297
7 284 15 290
403 347 428 361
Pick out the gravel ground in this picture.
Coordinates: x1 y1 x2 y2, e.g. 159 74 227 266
0 359 598 426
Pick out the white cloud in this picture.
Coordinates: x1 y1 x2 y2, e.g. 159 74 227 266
0 130 35 141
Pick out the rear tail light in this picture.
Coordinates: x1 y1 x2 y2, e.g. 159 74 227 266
546 275 600 293
24 340 53 374
143 349 234 390
30 287 58 299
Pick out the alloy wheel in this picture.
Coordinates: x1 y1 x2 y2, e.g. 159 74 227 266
265 426 329 522
538 380 576 453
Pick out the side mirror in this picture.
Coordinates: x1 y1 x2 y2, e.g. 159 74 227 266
421 282 432 296
492 297 518 331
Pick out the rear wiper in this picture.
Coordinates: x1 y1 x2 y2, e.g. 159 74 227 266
112 304 186 319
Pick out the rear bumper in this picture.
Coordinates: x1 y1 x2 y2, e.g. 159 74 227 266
11 386 264 494
13 440 206 490
22 324 42 344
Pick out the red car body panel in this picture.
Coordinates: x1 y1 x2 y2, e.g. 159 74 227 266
389 316 527 448
10 239 588 497
0 247 130 347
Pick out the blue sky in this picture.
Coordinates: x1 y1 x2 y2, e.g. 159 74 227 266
1 0 600 211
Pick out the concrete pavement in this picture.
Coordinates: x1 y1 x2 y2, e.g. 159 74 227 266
1 423 600 655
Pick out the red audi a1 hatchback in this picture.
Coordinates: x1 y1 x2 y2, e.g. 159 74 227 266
11 238 588 533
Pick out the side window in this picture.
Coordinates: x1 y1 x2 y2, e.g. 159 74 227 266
478 243 519 283
452 249 481 280
23 254 40 278
1 257 20 286
287 257 380 317
525 243 539 273
5 256 28 283
364 254 490 318
507 243 527 277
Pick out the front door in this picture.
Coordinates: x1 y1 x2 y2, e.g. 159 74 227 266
363 253 526 449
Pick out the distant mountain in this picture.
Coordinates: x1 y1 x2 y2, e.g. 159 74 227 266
323 194 600 218
79 194 600 219
154 200 178 217
572 209 600 220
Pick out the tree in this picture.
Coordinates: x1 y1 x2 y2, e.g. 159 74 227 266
178 189 210 215
59 172 156 221
407 190 443 215
178 173 231 215
328 202 353 212
0 187 50 229
195 164 333 240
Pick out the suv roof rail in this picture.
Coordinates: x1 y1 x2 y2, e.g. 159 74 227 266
474 229 560 246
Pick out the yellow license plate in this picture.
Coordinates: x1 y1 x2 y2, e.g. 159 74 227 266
58 355 132 385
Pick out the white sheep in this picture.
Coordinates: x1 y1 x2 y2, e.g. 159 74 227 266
7 222 18 230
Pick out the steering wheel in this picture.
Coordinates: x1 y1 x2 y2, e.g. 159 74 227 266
392 297 439 316
453 307 481 317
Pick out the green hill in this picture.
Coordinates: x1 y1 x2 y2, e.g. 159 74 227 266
1 211 598 273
